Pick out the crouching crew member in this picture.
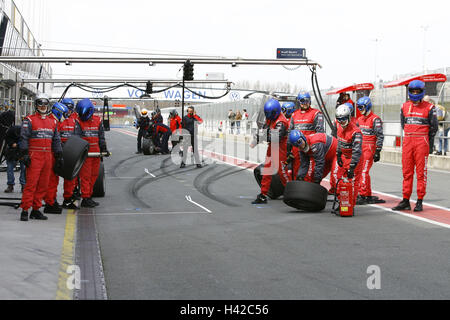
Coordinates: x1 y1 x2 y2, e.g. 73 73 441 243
77 99 109 208
335 104 363 206
136 108 150 154
43 102 71 214
19 95 63 221
149 121 172 154
252 99 291 204
288 92 325 180
289 130 338 187
392 80 438 212
356 97 385 204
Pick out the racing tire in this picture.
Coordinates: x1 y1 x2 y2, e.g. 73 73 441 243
54 136 89 180
253 163 285 199
92 162 105 198
142 137 155 155
283 180 328 212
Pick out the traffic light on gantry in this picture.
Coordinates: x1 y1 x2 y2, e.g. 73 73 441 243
183 60 194 81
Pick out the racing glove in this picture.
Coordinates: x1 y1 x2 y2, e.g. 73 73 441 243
54 152 64 170
284 152 295 165
19 150 31 168
337 151 343 167
373 149 381 163
347 167 355 179
101 147 111 157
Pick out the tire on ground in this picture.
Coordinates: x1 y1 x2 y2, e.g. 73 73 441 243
253 163 285 199
54 136 89 180
92 161 105 198
283 180 328 212
142 137 155 155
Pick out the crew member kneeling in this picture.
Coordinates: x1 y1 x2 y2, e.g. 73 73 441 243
19 95 63 221
289 130 338 186
77 99 109 208
335 104 363 206
252 98 291 204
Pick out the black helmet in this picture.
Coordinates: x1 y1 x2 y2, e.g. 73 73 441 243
169 109 178 117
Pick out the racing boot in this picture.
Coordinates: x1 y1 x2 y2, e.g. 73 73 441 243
180 162 186 168
392 198 411 211
81 198 96 208
89 198 99 206
413 199 423 212
252 193 268 204
62 198 79 210
72 186 81 200
356 195 368 205
43 202 63 214
4 185 13 193
30 210 48 220
20 210 28 221
196 164 203 168
366 195 386 204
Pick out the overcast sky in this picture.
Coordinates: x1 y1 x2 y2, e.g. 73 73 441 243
13 0 450 91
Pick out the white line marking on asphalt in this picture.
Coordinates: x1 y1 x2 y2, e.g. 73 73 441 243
377 161 450 175
81 211 205 216
144 168 156 178
366 204 450 229
185 195 212 214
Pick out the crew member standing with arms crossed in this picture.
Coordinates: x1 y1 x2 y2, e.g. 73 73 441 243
392 80 438 212
19 95 63 221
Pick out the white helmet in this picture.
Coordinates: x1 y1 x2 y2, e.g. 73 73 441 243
35 93 51 114
141 108 149 117
336 104 351 127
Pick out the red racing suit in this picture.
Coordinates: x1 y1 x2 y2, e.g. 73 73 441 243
45 113 81 204
400 100 438 199
169 115 182 148
289 107 325 178
19 113 62 211
356 112 384 197
79 115 107 199
336 121 363 205
260 113 291 196
296 133 338 186
169 115 182 134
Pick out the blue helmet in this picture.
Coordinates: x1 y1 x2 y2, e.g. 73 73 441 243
344 102 354 115
408 80 425 102
296 92 311 105
61 98 75 111
77 98 95 121
264 98 281 120
281 102 295 118
51 102 69 121
356 96 372 113
289 130 307 147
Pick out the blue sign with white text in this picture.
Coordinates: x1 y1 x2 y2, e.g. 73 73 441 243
276 48 306 59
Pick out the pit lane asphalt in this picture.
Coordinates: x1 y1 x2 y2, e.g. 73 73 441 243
95 128 450 299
